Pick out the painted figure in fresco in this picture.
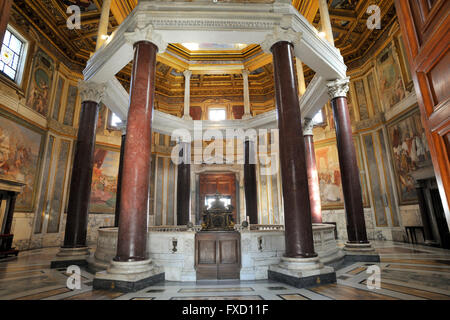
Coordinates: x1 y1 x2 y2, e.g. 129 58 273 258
390 114 431 202
0 151 9 174
90 148 119 212
27 70 50 116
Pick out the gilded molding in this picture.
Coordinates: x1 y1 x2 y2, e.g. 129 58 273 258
326 77 350 99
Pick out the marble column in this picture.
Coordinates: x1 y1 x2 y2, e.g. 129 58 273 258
265 38 335 287
303 118 322 224
93 40 164 292
183 70 192 120
51 81 106 269
115 41 157 262
318 0 334 45
176 141 191 225
114 121 127 228
271 41 315 258
95 0 112 51
0 0 12 45
244 139 258 224
327 78 378 261
242 69 252 119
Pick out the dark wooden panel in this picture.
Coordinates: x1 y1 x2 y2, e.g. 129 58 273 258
198 240 216 264
219 240 239 264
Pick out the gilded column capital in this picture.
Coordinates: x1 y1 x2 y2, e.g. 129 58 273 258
326 77 350 99
260 26 302 54
78 81 106 104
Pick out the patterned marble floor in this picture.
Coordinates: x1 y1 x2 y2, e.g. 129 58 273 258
0 241 449 300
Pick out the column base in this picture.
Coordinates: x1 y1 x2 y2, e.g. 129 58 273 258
268 256 336 288
182 115 192 120
424 240 439 247
93 259 165 292
343 241 380 263
242 113 252 120
50 247 90 269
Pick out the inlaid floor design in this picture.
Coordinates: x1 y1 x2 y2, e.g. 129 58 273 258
0 241 449 300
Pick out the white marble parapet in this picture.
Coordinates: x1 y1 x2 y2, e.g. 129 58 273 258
91 223 343 282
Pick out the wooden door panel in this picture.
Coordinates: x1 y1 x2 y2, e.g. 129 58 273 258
219 240 239 264
408 0 449 45
198 240 216 264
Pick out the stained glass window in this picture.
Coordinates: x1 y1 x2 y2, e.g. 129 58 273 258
0 29 24 82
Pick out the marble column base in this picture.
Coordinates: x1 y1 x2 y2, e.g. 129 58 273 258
242 113 252 120
50 247 90 269
182 115 192 120
343 241 380 263
268 256 336 288
93 259 165 292
86 256 109 274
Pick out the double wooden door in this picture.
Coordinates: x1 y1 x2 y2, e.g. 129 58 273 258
395 0 450 234
195 231 241 280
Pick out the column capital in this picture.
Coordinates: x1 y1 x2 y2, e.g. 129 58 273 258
183 70 192 78
303 118 314 136
260 26 302 54
124 24 167 53
242 69 250 78
78 81 106 104
326 77 350 99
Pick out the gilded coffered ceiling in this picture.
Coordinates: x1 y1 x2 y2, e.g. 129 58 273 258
8 0 398 115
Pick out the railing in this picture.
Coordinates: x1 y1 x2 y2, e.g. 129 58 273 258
248 224 284 231
148 225 200 232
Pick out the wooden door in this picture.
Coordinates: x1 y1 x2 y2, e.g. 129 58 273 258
395 0 450 233
199 173 237 221
195 231 241 280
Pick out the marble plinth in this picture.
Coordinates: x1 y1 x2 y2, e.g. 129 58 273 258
268 256 336 288
343 241 380 263
50 247 90 269
93 259 164 292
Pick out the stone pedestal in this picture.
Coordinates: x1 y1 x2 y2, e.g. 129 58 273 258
50 247 90 269
268 256 336 288
343 241 380 263
93 259 164 292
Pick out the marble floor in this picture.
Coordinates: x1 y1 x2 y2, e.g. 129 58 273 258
0 241 449 300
